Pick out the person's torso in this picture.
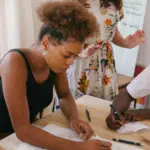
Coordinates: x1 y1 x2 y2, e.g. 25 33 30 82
0 49 54 132
86 0 123 43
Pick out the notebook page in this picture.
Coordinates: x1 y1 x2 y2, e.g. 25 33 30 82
117 122 149 134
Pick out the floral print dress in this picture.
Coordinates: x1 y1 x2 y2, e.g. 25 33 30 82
67 0 124 101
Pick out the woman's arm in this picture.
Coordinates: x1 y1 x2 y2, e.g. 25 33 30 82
54 72 79 121
0 53 76 150
54 72 94 139
112 28 127 48
112 27 145 49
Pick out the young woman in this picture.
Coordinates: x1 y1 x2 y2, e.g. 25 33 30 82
0 1 111 150
67 0 145 100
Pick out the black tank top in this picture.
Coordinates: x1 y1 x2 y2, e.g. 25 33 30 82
0 49 54 133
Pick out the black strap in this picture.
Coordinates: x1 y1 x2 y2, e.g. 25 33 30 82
0 49 31 71
9 49 31 71
0 49 36 84
10 50 45 119
0 49 52 119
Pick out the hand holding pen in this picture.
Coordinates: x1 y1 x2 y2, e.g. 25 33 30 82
110 104 121 121
106 104 125 130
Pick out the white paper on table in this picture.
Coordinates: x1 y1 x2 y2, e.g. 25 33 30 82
16 124 143 150
117 122 150 134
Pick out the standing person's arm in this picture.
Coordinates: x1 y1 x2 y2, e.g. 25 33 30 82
106 65 150 130
78 1 145 49
112 27 145 48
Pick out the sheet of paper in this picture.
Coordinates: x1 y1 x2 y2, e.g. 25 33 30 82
16 124 143 150
117 122 149 134
113 0 147 77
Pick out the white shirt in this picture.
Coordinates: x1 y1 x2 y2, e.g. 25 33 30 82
127 65 150 99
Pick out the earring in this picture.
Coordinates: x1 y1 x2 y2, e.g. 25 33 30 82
42 50 47 56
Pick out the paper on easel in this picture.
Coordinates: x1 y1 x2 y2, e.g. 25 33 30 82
117 122 150 134
16 124 143 150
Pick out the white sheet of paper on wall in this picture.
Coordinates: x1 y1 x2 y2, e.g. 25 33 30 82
113 0 147 77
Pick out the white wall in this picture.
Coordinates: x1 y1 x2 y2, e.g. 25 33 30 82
137 1 150 67
30 0 43 42
19 0 35 47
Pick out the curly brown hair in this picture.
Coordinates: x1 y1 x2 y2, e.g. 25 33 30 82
37 1 99 42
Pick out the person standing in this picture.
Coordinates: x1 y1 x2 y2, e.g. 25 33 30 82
67 0 145 100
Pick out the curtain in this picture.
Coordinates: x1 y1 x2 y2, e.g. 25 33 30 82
0 0 43 58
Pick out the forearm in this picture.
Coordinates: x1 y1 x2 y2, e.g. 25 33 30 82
17 125 77 150
112 88 135 114
59 94 79 121
114 66 150 114
133 109 150 120
112 28 129 48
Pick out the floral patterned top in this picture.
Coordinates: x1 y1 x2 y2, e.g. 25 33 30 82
67 0 124 100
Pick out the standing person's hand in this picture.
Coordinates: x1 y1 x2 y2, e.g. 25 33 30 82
70 119 94 140
124 30 145 48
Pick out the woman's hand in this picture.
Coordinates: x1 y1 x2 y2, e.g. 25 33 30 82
70 119 112 150
124 30 145 48
78 140 112 150
70 119 94 140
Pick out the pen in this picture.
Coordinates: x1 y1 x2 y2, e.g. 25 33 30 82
85 109 96 137
86 109 91 122
112 138 144 146
110 104 120 121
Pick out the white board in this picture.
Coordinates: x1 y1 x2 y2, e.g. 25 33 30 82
113 0 147 77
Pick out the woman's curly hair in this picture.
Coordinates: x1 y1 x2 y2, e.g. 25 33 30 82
37 1 99 42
